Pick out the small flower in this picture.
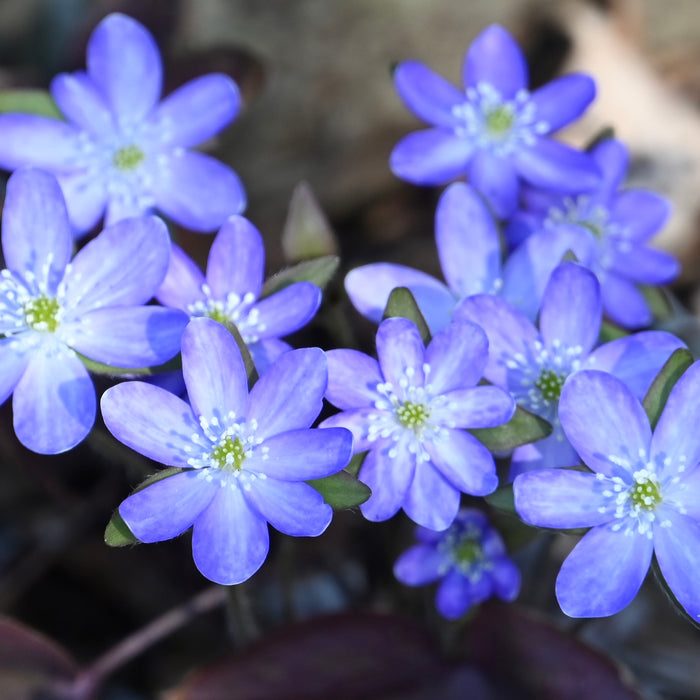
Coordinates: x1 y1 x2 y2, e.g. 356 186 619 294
506 138 679 328
456 261 685 477
156 215 322 373
514 364 700 619
390 24 599 217
322 317 515 530
0 13 245 235
101 317 353 585
0 168 187 453
394 508 520 619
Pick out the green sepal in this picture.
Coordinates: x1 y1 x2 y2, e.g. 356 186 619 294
560 248 579 264
585 126 615 151
77 352 182 377
104 468 183 547
598 320 628 343
485 483 515 513
469 406 552 452
382 287 431 345
307 469 371 509
0 89 63 119
218 319 259 387
345 451 367 477
640 284 673 321
642 347 694 430
651 556 700 631
261 255 339 298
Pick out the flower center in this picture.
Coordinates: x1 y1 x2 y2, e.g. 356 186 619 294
630 474 662 511
187 287 263 344
23 294 61 332
535 369 565 402
396 400 431 429
485 105 515 137
113 144 145 171
454 537 483 566
209 435 247 472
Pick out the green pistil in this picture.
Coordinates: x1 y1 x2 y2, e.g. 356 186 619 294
630 477 662 510
396 401 430 429
486 105 515 136
24 295 60 332
113 144 145 171
454 537 483 566
210 436 246 471
206 307 230 325
535 369 565 402
581 221 604 239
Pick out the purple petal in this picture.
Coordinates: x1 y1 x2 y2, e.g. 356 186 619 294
248 339 290 375
394 60 464 127
468 150 518 219
244 478 332 537
590 138 628 198
425 429 498 496
192 485 269 585
100 381 200 467
86 13 162 126
390 129 472 185
181 317 248 424
319 409 377 453
247 347 326 439
556 523 653 617
344 263 455 333
359 442 415 522
425 320 489 393
376 317 426 388
104 195 149 227
55 171 107 234
325 349 382 410
436 182 501 298
393 544 449 585
0 115 82 170
3 169 72 291
491 558 521 601
206 216 264 300
155 242 206 311
585 331 685 400
403 461 461 530
607 244 679 285
0 340 29 405
666 467 700 520
13 344 94 454
514 469 613 528
50 71 115 136
151 74 240 148
436 570 477 619
66 306 187 367
463 25 527 98
529 74 595 133
248 427 351 480
600 275 651 329
559 370 651 478
610 190 670 241
514 138 600 192
150 151 246 232
509 432 580 478
119 470 218 542
539 262 601 355
252 282 321 338
653 509 700 619
432 386 515 429
64 216 170 313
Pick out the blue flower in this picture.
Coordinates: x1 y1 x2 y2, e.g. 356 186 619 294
0 13 245 235
394 508 520 619
322 317 515 530
457 261 685 477
0 168 187 454
514 364 700 619
101 317 353 585
390 24 599 217
505 138 679 328
156 215 322 373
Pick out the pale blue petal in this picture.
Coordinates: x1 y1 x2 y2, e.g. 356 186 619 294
248 338 290 375
590 138 628 199
436 570 478 619
394 544 449 585
50 71 115 136
509 432 580 478
431 386 515 429
600 275 651 329
55 171 107 235
403 461 461 530
155 242 206 311
607 244 679 286
319 409 377 452
468 150 518 219
0 339 29 405
104 195 149 227
359 442 415 522
376 317 426 389
325 349 382 410
491 558 521 601
610 190 670 241
251 282 321 338
666 467 700 520
529 74 595 132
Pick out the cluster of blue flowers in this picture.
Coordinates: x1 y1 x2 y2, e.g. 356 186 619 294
1 14 698 623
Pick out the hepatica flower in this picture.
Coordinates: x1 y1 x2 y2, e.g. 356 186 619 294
0 13 245 235
322 317 515 530
394 508 520 619
0 168 187 454
456 261 684 477
515 365 700 619
506 138 679 328
391 24 599 217
101 318 353 585
156 215 321 372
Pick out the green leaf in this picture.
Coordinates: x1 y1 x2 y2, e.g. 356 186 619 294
345 451 367 477
307 469 371 509
104 468 183 547
0 89 63 119
585 126 615 151
640 284 673 321
642 347 694 430
485 484 515 513
261 255 340 299
598 320 628 343
470 406 552 452
282 181 339 262
382 287 431 345
78 352 182 376
219 320 259 387
560 248 579 263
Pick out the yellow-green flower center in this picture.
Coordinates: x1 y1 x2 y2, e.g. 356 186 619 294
630 476 662 511
486 105 515 136
24 295 60 332
535 369 565 402
210 436 247 471
581 221 604 239
113 144 145 171
454 537 483 566
206 307 230 326
396 401 430 429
